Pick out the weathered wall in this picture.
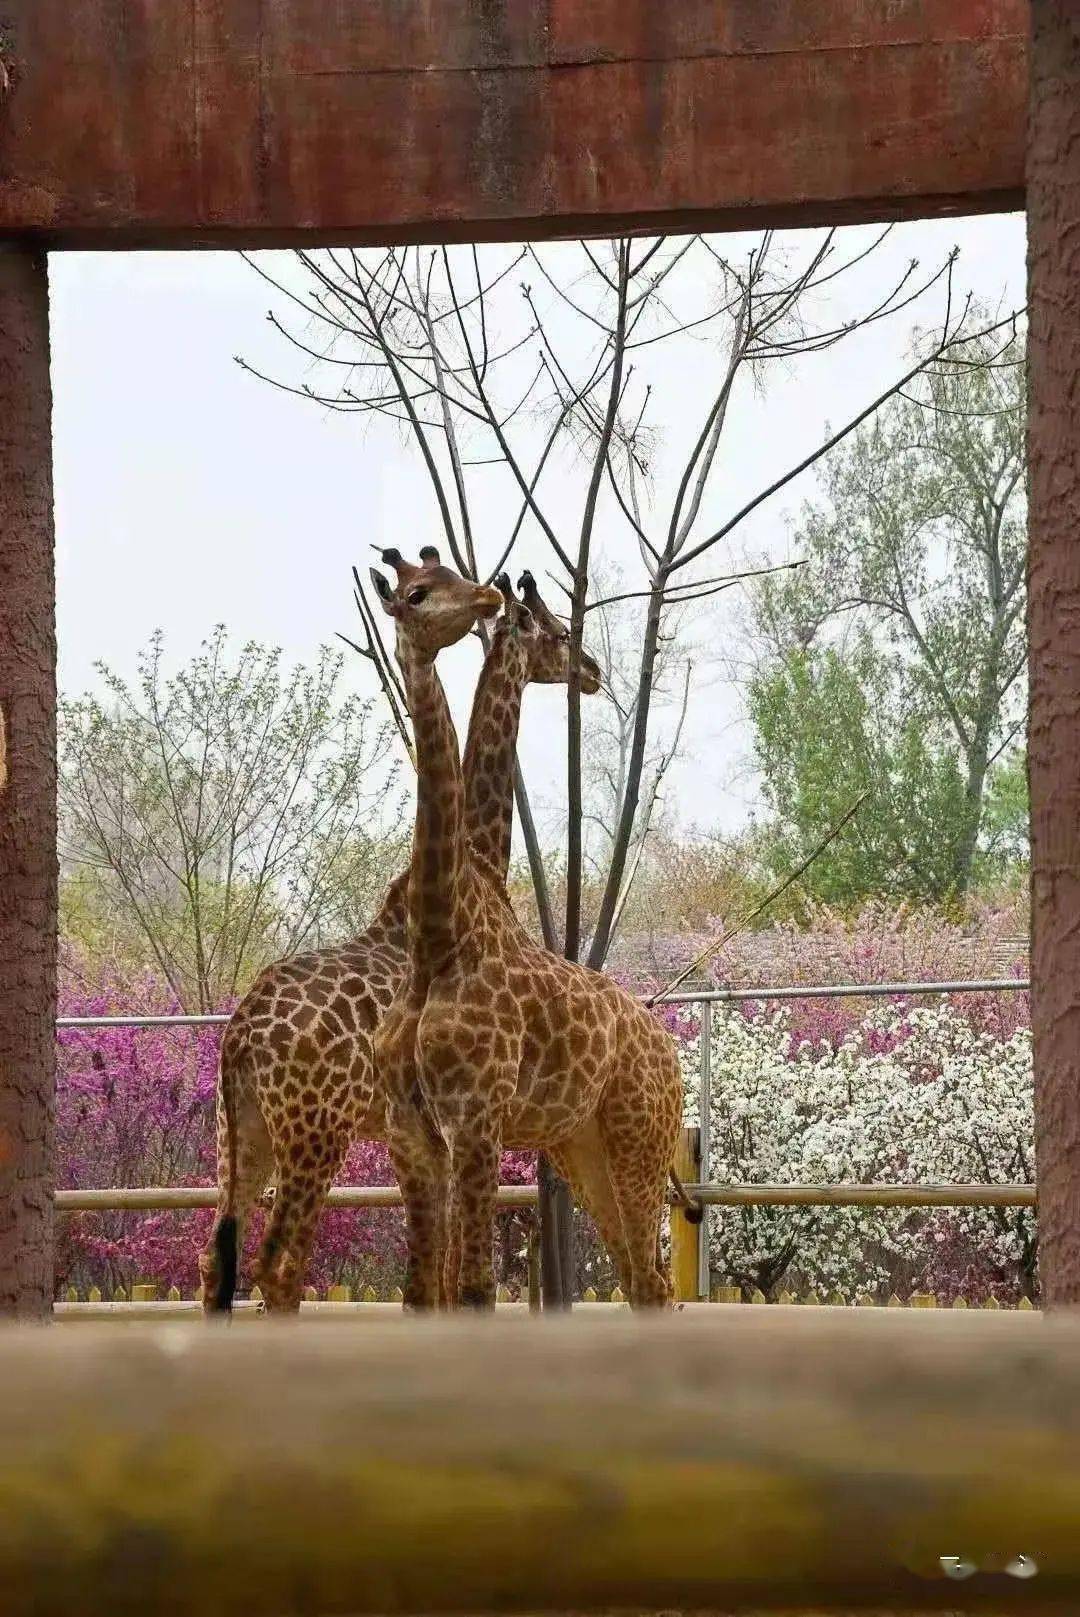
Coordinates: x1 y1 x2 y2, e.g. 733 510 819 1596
0 247 55 1318
0 0 1026 248
1028 1 1080 1307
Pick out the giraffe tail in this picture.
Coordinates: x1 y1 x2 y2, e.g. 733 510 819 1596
209 1031 242 1314
669 1168 704 1224
211 1215 239 1313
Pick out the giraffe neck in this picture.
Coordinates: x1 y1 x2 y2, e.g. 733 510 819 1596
397 637 470 972
462 628 530 882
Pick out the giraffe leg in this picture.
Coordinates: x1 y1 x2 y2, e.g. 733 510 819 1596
388 1118 450 1311
548 1119 632 1298
255 1134 349 1313
600 1113 674 1310
442 1182 462 1310
200 1091 273 1315
452 1127 502 1310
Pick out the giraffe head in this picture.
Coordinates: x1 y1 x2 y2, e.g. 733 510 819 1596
506 570 602 693
370 547 503 659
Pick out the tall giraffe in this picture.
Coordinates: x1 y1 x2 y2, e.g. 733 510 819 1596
373 554 686 1310
200 554 599 1312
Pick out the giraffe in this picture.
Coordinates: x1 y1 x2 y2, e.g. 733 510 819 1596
200 552 600 1312
372 553 687 1311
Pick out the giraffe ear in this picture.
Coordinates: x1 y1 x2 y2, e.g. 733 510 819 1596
369 568 395 608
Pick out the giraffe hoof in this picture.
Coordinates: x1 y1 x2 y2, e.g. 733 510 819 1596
460 1285 494 1311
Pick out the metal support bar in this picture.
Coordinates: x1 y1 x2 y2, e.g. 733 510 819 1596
698 1000 713 1299
53 1182 1038 1212
53 977 1031 1031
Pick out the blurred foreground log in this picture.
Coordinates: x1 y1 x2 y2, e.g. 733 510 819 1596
0 1309 1076 1615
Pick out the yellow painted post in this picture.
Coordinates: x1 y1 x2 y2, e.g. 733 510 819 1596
64 1286 78 1303
112 1286 127 1303
1018 1295 1035 1311
749 1288 767 1305
910 1292 937 1308
326 1284 352 1303
131 1283 158 1303
527 1224 540 1313
166 1286 181 1303
496 1285 511 1303
983 1294 1001 1310
303 1286 318 1302
610 1286 626 1304
856 1294 876 1307
953 1296 968 1310
390 1286 404 1304
361 1285 378 1304
803 1289 821 1307
249 1285 264 1306
887 1293 902 1308
670 1126 701 1303
582 1286 597 1303
712 1284 741 1304
87 1286 101 1304
826 1290 845 1307
777 1290 794 1305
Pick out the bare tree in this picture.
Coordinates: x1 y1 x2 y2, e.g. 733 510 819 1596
243 233 978 958
241 230 1019 1300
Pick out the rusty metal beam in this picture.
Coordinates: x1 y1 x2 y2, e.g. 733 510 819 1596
0 1 1026 250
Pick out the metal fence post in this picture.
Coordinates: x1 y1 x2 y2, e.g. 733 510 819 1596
698 1001 713 1300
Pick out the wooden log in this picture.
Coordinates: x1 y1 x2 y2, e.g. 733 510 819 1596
0 245 56 1320
1028 0 1080 1307
670 1126 701 1302
0 1 1026 247
0 1311 1075 1614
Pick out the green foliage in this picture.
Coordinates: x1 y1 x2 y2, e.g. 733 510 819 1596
59 628 405 1008
748 317 1026 902
749 643 971 904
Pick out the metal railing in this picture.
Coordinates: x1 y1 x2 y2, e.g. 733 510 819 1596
55 973 1034 1302
55 976 1030 1030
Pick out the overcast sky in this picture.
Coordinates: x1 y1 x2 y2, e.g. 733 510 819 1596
49 212 1026 843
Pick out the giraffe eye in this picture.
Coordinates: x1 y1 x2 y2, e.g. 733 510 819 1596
406 587 428 606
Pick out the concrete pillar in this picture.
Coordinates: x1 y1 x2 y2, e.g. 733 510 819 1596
0 245 56 1318
1027 4 1080 1305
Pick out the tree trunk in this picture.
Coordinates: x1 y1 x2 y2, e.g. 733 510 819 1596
953 734 991 898
1027 0 1080 1306
0 246 57 1318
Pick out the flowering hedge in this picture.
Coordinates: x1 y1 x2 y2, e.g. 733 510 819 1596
665 1000 1034 1303
57 907 1034 1302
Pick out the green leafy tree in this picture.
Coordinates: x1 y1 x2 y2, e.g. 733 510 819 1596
59 629 404 1009
749 318 1026 901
